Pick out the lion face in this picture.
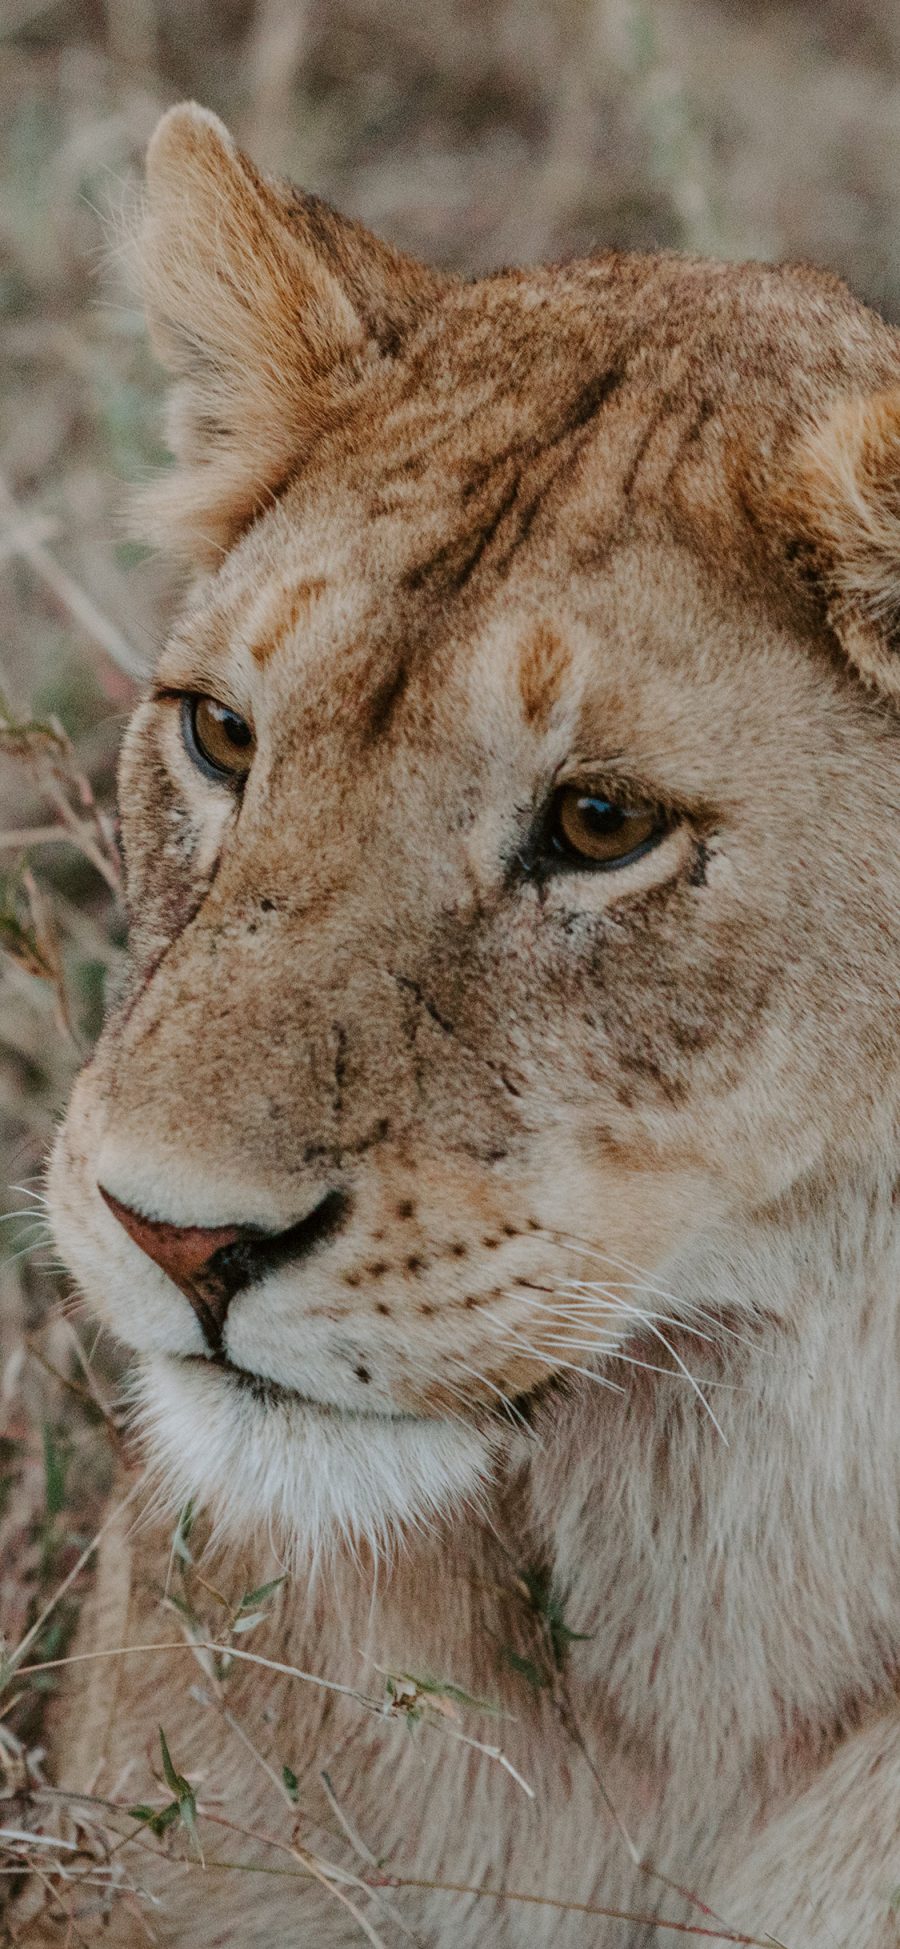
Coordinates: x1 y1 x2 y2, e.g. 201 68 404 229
49 107 900 1559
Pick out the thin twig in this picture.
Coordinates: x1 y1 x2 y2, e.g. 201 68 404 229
14 1640 532 1795
319 1771 380 1870
0 471 146 677
365 1873 784 1945
6 1473 148 1677
0 825 74 850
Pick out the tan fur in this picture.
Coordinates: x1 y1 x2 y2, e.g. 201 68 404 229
24 105 900 1944
783 386 900 700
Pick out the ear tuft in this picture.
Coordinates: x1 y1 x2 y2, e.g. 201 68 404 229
786 388 900 704
146 100 238 178
136 103 368 565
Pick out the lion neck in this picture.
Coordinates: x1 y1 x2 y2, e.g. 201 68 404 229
516 1164 900 1789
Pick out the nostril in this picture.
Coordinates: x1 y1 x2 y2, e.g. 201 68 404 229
98 1188 240 1289
98 1184 351 1352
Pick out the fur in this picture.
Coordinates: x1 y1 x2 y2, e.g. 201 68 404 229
24 102 900 1945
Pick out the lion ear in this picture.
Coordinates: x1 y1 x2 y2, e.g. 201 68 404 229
786 388 900 704
137 103 442 565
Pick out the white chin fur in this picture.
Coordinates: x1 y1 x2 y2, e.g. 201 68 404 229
132 1356 496 1568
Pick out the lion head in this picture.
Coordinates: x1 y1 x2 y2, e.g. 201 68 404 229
49 104 900 1562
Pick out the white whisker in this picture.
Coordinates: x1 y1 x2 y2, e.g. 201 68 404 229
533 1228 767 1356
495 1333 627 1396
519 1337 743 1390
617 1313 727 1440
452 1359 533 1433
489 1283 733 1432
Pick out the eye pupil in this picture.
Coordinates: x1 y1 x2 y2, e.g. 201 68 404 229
219 709 252 748
577 797 625 836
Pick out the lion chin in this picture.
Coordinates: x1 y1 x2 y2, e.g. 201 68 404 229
133 1355 497 1569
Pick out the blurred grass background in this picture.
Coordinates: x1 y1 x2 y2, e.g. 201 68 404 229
3 0 900 1923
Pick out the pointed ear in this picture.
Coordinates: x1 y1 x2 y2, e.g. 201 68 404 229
784 388 900 705
136 103 444 565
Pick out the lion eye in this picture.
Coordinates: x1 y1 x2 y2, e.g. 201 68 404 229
182 695 255 785
549 787 663 869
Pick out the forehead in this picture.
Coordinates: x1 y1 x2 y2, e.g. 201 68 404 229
169 256 883 756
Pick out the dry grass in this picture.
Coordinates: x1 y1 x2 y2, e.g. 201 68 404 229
3 0 900 1938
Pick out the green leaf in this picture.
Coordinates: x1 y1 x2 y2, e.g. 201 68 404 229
177 1785 202 1860
159 1726 187 1797
282 1764 299 1803
238 1576 285 1610
520 1565 592 1670
129 1800 180 1837
158 1729 203 1860
392 1670 501 1715
165 1592 199 1623
501 1647 547 1692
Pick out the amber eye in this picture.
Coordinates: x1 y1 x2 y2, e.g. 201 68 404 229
549 787 663 869
182 695 255 785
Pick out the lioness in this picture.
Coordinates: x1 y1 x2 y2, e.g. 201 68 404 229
31 101 900 1946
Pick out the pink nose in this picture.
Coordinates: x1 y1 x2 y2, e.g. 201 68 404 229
99 1186 245 1348
98 1182 352 1352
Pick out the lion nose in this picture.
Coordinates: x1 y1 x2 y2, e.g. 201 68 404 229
98 1184 350 1352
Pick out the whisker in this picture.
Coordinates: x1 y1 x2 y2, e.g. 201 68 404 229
451 1359 533 1434
519 1337 744 1391
554 1262 723 1342
533 1227 766 1355
511 1273 722 1349
484 1291 621 1346
494 1332 627 1396
3 1239 53 1268
563 1287 724 1350
579 1246 766 1355
490 1285 742 1419
493 1288 731 1434
616 1313 727 1441
86 1321 107 1365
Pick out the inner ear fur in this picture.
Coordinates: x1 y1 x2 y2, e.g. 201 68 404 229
137 102 446 565
785 387 900 704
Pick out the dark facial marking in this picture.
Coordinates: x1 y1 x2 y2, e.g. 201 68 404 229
402 367 623 599
688 840 711 887
366 655 414 738
393 972 456 1038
